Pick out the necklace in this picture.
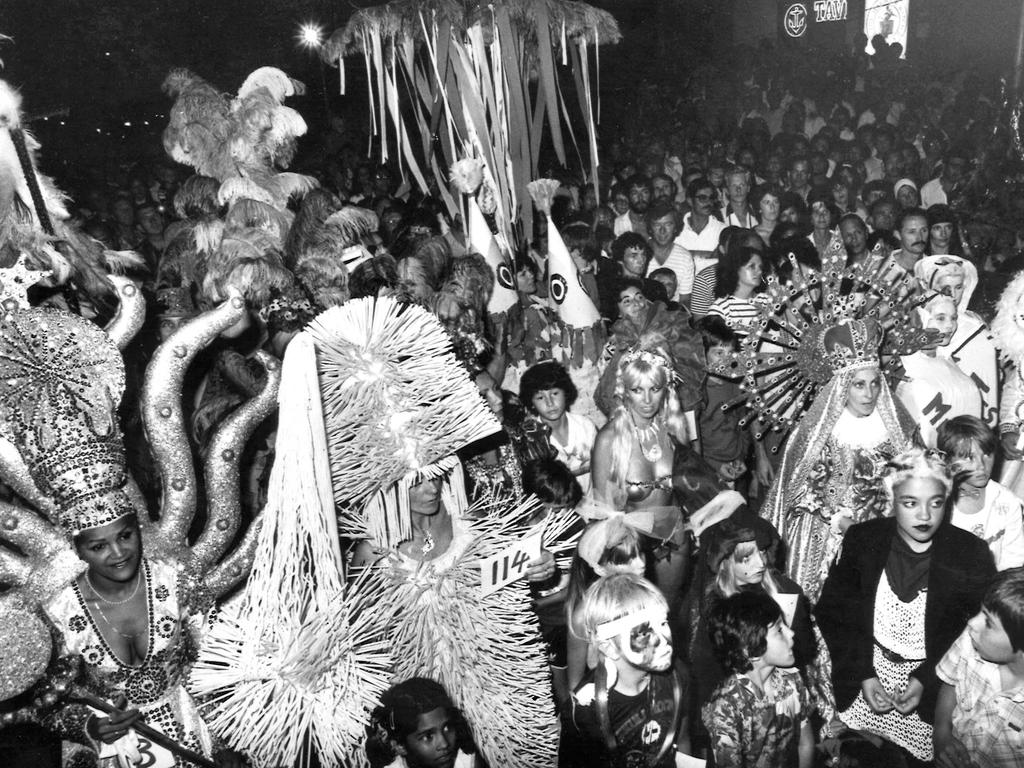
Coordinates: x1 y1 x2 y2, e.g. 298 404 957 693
410 526 435 555
631 414 663 462
86 569 141 606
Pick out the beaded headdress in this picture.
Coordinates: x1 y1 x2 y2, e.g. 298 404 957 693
713 235 932 441
0 308 134 536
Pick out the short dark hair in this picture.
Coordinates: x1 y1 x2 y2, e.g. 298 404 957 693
624 173 653 193
696 315 738 350
522 457 583 509
562 223 598 263
708 591 782 674
519 360 579 412
839 212 867 232
895 207 928 232
983 568 1024 652
936 415 999 460
644 201 680 229
686 176 715 200
610 232 651 263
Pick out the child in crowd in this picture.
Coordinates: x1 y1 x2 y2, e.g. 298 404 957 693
935 567 1024 767
561 573 694 768
366 677 482 768
702 591 815 768
937 415 1024 570
522 457 583 704
696 316 750 490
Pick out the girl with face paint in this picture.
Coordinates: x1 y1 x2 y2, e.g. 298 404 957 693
561 574 695 768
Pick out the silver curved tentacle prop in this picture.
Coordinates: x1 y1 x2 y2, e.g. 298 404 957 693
0 548 30 585
0 436 55 521
0 502 83 601
141 289 247 556
190 350 281 570
203 514 263 598
103 276 146 351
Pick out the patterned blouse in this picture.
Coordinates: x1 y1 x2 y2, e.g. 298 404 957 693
702 666 812 768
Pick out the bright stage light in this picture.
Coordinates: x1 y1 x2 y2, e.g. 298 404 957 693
298 22 323 49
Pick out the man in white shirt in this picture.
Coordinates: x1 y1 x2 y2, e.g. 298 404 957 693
613 174 652 238
921 150 969 209
644 201 694 303
677 177 724 276
721 167 757 229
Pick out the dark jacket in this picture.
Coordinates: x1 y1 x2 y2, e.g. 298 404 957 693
814 517 995 723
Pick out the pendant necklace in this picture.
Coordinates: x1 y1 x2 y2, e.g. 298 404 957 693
631 414 663 462
86 569 141 605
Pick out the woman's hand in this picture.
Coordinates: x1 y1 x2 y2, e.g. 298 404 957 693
526 549 557 583
87 694 142 744
893 676 923 715
861 677 895 714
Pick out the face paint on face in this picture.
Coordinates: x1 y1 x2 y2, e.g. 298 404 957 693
619 612 673 672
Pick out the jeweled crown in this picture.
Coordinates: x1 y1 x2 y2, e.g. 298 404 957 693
0 308 134 536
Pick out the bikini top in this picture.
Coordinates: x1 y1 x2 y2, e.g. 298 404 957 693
624 475 673 503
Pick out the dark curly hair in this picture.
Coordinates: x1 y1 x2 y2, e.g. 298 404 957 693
707 591 782 674
365 677 475 768
519 360 578 413
522 457 583 509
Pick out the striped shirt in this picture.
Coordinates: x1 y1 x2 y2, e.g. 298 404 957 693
706 295 765 335
647 243 695 297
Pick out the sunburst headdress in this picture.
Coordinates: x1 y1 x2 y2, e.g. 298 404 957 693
712 235 932 444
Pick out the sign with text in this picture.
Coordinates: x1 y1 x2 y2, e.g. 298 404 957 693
479 532 542 596
813 0 847 22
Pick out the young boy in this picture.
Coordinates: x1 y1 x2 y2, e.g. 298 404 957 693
937 415 1024 570
561 574 695 768
696 316 750 489
934 567 1024 767
702 591 815 768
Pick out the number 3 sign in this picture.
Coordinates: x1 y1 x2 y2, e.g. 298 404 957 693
479 532 542 596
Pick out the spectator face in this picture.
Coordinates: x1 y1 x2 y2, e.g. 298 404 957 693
737 149 757 171
884 150 905 180
898 214 929 257
690 186 717 220
870 202 896 232
373 168 393 196
617 285 648 323
967 608 1016 665
832 182 850 208
896 184 919 210
705 343 732 370
475 371 503 419
789 160 809 190
594 206 616 230
944 156 968 184
649 213 676 247
934 271 965 305
652 177 674 203
398 707 459 768
726 173 749 206
811 201 832 232
612 191 630 216
651 271 676 300
930 222 954 254
839 218 867 257
112 198 134 227
516 265 537 294
621 246 649 278
737 254 764 291
530 388 568 424
892 477 946 551
924 297 957 346
779 204 801 225
949 439 994 491
628 184 651 214
845 366 881 417
136 206 164 236
730 543 766 586
758 192 780 221
760 617 795 668
708 166 726 190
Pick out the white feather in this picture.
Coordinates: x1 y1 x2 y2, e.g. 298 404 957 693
0 79 21 129
237 67 299 103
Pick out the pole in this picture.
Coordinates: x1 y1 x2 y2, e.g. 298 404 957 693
1014 0 1024 94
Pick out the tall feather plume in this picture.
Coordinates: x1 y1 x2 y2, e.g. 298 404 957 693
322 206 379 245
449 157 484 196
527 178 561 218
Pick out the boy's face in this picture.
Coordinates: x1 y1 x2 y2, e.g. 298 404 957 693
759 617 795 668
950 441 994 490
616 612 673 673
968 608 1018 665
705 343 733 383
